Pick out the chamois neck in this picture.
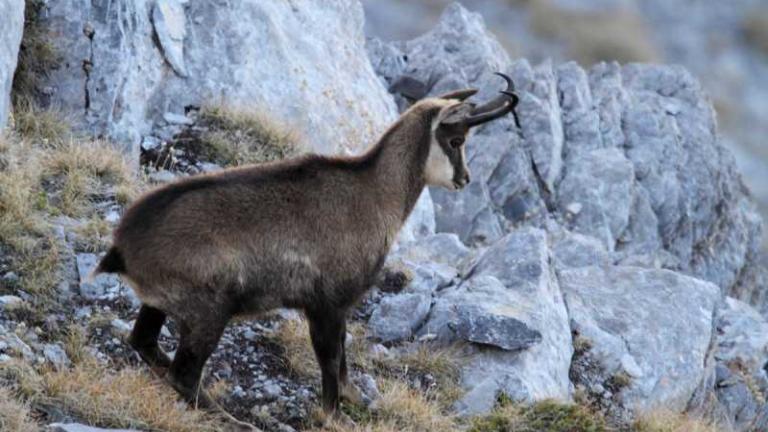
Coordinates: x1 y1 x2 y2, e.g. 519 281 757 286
364 105 437 224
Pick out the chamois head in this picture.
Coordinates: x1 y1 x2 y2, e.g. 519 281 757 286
425 73 519 190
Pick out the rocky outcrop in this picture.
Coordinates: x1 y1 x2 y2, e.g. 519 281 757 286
0 0 24 129
366 1 767 423
33 0 397 159
369 2 763 307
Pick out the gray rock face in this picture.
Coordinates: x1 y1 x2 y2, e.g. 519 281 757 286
368 292 431 343
561 265 721 412
0 0 24 129
368 3 764 309
714 364 762 432
422 228 572 414
36 0 397 159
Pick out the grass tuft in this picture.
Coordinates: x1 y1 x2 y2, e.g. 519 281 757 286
469 399 607 432
271 317 317 378
0 387 39 432
11 98 72 145
189 104 302 167
632 410 721 432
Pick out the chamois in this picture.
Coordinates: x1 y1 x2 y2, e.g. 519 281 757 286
94 73 519 429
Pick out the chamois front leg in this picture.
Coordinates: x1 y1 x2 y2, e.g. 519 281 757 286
307 308 345 414
338 319 366 406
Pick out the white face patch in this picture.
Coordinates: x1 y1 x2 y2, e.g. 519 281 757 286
424 100 464 190
424 137 456 189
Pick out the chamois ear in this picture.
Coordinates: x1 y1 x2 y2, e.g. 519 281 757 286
439 103 475 125
437 89 478 101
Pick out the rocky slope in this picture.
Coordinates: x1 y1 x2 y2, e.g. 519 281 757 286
0 1 767 431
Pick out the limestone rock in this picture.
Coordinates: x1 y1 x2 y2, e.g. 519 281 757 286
36 0 398 160
560 265 721 412
423 228 572 414
0 0 24 129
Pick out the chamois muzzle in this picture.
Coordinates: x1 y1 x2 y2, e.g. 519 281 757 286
445 72 521 128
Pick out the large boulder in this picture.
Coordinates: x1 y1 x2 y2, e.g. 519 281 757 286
561 266 721 413
368 3 764 310
420 228 573 414
33 0 397 159
0 0 24 129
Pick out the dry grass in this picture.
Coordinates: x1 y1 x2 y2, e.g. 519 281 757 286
632 410 722 432
468 399 607 432
194 104 302 167
11 98 72 145
42 138 136 217
371 344 464 407
743 8 768 56
528 0 658 65
41 361 223 432
1 357 223 432
72 215 112 252
0 108 138 296
317 379 454 432
0 387 39 432
272 317 317 378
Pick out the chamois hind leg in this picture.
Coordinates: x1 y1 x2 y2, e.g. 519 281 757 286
166 317 226 410
167 316 260 431
307 308 345 414
128 304 171 371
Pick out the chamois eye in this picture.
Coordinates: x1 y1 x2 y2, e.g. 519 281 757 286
450 137 464 148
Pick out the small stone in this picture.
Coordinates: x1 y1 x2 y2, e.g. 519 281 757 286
104 209 121 224
43 344 71 369
262 382 283 400
2 272 19 283
565 202 583 215
148 170 177 184
140 136 162 151
199 162 222 173
111 318 132 335
0 295 23 309
163 112 194 125
242 328 258 341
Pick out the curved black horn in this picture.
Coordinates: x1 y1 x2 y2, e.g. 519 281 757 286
443 72 519 128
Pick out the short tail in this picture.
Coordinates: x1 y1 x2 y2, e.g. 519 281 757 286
88 247 126 282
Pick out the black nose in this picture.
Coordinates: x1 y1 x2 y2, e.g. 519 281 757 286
463 173 471 184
